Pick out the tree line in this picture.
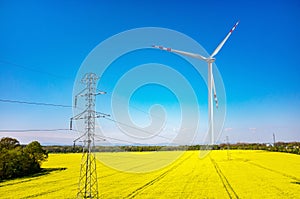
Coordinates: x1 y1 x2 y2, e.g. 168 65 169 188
217 142 300 155
43 142 300 155
0 137 48 180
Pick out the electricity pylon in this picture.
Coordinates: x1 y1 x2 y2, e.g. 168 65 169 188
226 136 231 160
70 73 108 199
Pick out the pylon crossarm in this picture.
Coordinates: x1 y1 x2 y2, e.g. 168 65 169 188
96 111 110 117
71 110 88 120
73 132 88 143
74 88 88 107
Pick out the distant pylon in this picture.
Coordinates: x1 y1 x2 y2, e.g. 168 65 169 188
226 136 231 160
70 73 108 199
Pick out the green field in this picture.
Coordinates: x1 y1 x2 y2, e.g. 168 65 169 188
0 150 300 198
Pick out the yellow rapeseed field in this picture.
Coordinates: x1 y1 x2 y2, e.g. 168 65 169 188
0 150 300 198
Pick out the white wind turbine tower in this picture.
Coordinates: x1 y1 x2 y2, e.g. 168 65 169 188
153 21 239 145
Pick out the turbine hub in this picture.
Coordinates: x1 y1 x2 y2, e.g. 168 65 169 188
207 57 216 63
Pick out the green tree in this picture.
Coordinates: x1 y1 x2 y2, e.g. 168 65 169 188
24 141 48 169
0 137 20 150
0 138 48 180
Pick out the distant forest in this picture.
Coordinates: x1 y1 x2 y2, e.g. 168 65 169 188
43 142 300 155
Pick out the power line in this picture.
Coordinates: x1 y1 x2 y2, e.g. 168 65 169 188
0 99 182 145
0 99 73 108
0 59 73 79
0 128 71 132
72 114 177 145
103 117 176 143
70 129 140 145
94 134 140 145
105 93 182 129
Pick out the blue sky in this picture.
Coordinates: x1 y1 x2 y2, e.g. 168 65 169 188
0 0 299 145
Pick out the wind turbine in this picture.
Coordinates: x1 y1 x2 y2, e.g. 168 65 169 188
152 21 239 145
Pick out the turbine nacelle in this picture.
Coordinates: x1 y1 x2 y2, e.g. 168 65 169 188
207 57 216 63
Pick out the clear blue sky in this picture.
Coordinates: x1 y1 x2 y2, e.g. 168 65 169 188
0 0 299 145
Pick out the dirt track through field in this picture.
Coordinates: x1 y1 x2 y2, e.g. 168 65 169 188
125 153 193 199
247 161 300 182
210 157 239 199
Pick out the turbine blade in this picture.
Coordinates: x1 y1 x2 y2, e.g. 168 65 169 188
210 20 239 58
152 45 207 61
70 119 73 130
212 75 218 109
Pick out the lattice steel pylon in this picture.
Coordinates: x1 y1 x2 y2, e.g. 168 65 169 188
70 73 108 199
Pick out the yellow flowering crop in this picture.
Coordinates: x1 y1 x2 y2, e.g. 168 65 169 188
0 150 299 198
